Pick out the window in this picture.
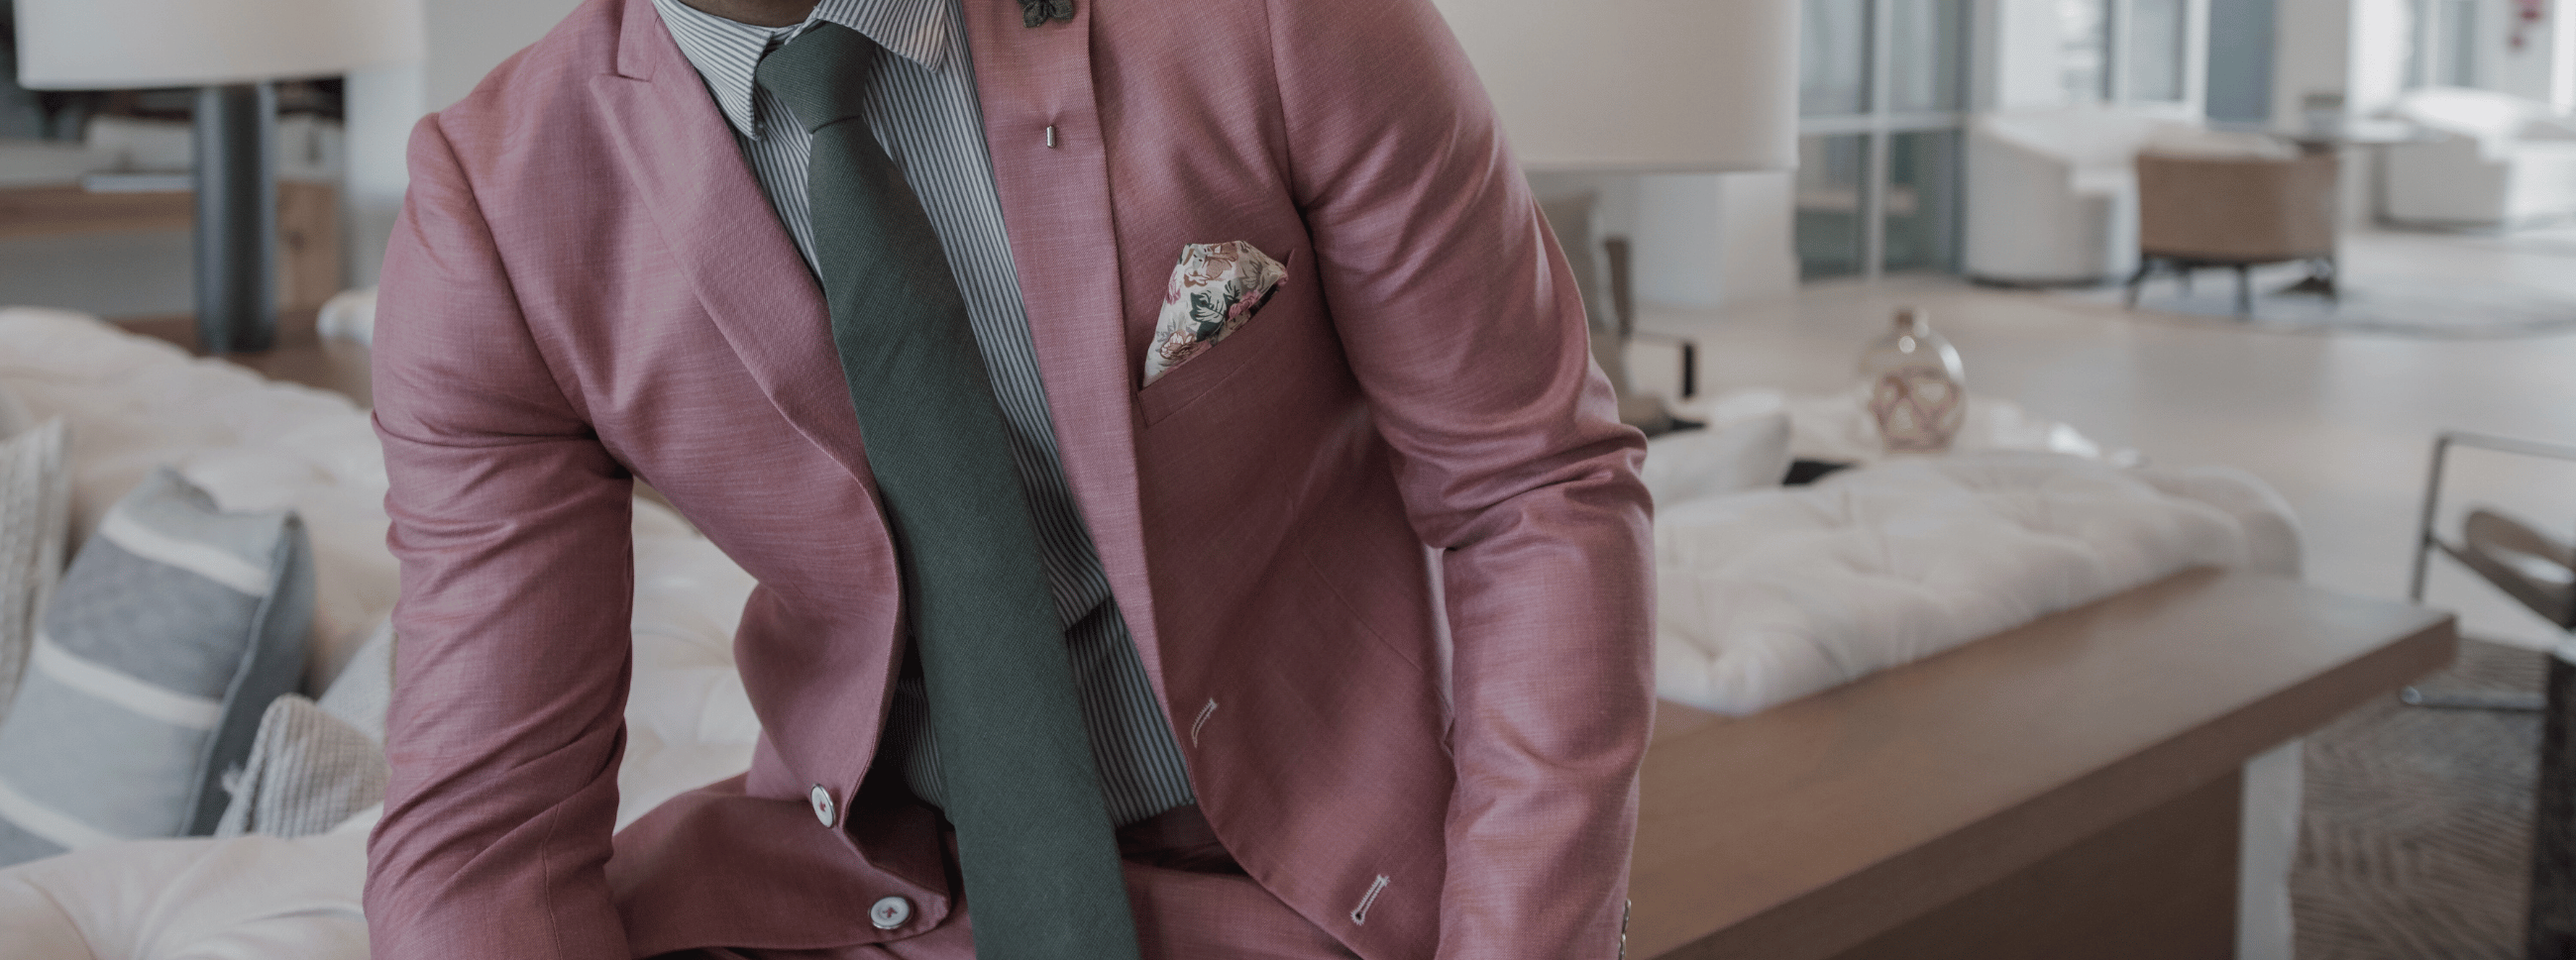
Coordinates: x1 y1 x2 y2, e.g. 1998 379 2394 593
2408 0 2481 87
2059 0 2200 107
1796 0 1970 279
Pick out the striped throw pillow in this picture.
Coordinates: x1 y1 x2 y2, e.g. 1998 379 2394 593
0 468 312 865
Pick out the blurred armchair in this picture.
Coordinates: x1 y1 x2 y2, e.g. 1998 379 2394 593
1963 108 2176 285
2383 87 2576 229
2124 149 2340 316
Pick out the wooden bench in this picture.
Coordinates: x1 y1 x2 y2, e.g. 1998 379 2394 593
1631 568 2455 960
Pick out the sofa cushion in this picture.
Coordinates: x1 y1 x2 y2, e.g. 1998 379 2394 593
1640 411 1791 503
212 694 382 839
209 614 395 839
314 615 391 743
1654 451 2296 715
0 469 312 865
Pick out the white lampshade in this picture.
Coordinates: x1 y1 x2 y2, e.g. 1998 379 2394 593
1430 0 1798 172
15 0 421 90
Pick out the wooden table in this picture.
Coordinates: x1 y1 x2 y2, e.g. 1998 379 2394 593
1631 568 2456 960
0 181 345 314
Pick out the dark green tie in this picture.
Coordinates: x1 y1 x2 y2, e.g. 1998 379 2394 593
755 24 1142 960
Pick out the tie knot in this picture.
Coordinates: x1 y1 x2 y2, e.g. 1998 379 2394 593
754 21 878 133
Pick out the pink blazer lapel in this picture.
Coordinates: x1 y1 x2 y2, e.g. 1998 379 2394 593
962 2 1173 692
587 0 1165 694
589 0 880 493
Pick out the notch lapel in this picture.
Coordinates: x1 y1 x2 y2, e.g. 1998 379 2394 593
590 0 879 492
960 1 1172 692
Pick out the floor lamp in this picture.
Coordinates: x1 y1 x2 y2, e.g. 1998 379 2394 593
1428 0 1797 173
13 0 414 354
1427 0 1796 431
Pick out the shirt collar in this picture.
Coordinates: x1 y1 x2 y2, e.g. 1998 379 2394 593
649 0 955 140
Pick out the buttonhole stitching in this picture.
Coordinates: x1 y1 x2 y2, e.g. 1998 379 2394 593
1191 698 1218 746
1350 874 1389 925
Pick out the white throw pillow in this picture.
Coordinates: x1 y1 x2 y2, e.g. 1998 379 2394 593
314 615 392 743
0 419 68 720
0 383 34 439
212 694 383 840
1639 412 1793 507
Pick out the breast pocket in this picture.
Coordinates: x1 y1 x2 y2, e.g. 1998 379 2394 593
1136 246 1307 427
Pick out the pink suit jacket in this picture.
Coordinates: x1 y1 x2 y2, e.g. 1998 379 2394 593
364 0 1655 957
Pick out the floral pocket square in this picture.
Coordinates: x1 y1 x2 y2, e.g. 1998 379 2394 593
1142 242 1288 387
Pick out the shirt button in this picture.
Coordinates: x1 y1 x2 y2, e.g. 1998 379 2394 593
870 895 912 929
809 784 836 826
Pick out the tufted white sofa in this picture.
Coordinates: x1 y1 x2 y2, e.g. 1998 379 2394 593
2382 87 2576 228
0 307 762 957
1964 107 2179 285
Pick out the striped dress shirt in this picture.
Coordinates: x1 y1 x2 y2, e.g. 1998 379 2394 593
648 0 1196 826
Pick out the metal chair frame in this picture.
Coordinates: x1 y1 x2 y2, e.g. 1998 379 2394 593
2403 429 2576 959
2408 429 2576 632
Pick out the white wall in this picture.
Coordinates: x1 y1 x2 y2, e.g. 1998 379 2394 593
1980 0 2077 110
1525 169 1798 312
341 0 582 287
1620 172 1797 310
1709 173 1799 306
343 64 425 288
2558 0 2576 108
2350 0 2412 111
422 0 588 113
1631 176 1723 306
2270 0 2418 132
2490 0 2562 104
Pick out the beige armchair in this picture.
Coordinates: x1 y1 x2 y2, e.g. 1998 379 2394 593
2123 151 2340 316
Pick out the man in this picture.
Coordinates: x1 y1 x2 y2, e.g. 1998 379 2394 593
364 0 1654 955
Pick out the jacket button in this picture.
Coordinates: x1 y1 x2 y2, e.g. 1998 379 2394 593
870 895 912 929
809 784 836 826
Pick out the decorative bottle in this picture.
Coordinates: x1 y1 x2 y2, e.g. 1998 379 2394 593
1859 307 1967 454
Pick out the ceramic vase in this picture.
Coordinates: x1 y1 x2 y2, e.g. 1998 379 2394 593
1859 307 1967 454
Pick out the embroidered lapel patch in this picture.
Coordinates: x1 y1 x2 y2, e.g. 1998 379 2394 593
1020 0 1072 27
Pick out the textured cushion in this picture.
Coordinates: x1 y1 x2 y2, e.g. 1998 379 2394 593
212 694 383 839
0 382 34 437
212 618 394 839
0 469 313 865
314 615 392 743
0 420 68 721
1640 412 1791 504
1655 451 2300 715
0 307 393 693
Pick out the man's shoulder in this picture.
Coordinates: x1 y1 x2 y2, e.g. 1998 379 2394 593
430 0 631 160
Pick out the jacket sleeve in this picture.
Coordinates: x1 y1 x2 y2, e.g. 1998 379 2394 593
363 113 637 960
1262 1 1659 957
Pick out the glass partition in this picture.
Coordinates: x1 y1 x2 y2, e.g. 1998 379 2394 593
1886 0 1966 113
1882 131 1961 273
1794 0 1967 281
2127 0 2189 102
2060 0 2110 103
1802 0 1873 117
1796 134 1871 278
